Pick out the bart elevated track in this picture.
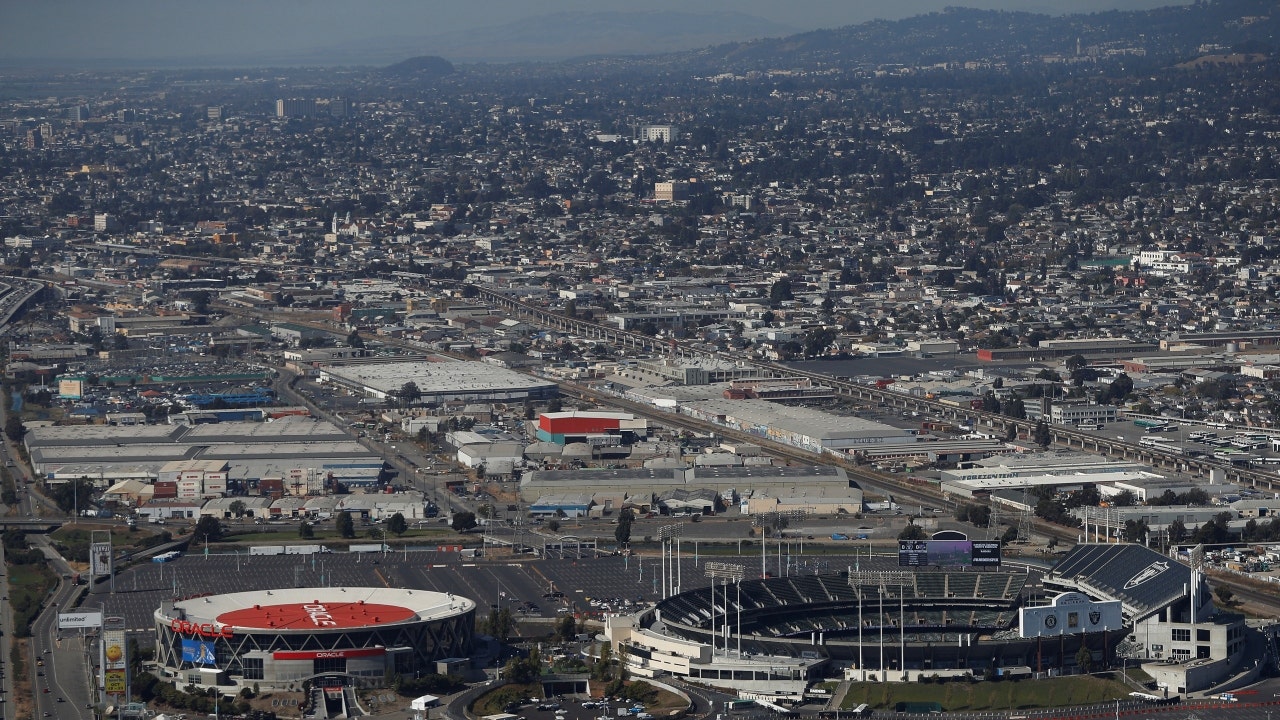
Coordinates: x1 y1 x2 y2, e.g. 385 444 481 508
456 283 1280 493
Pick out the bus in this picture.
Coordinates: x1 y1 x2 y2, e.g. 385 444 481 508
1077 422 1101 430
1140 437 1181 453
1134 419 1167 429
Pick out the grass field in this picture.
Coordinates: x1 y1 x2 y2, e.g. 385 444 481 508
472 682 544 716
840 675 1131 712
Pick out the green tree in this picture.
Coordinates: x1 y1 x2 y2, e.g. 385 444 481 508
3 416 24 442
451 511 477 532
555 614 577 641
399 381 421 406
1076 644 1093 673
337 512 356 539
51 478 94 515
347 329 365 348
1214 585 1234 606
299 521 315 539
386 512 408 536
615 508 634 546
769 277 794 305
898 522 927 541
1032 420 1051 448
228 500 246 519
193 515 224 543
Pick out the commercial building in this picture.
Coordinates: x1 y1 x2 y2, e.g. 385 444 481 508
25 417 385 490
679 398 916 454
317 358 557 404
535 410 648 445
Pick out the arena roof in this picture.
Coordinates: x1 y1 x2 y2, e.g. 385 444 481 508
1046 543 1192 619
165 587 473 632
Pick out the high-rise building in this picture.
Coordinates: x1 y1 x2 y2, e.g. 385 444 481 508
654 181 690 202
68 105 91 122
206 106 223 121
638 124 678 143
275 98 317 118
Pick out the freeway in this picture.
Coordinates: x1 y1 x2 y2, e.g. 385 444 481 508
28 536 94 720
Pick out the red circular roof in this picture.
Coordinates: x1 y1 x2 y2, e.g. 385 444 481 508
216 601 416 630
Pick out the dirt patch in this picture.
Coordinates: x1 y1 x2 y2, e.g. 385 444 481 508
13 638 34 720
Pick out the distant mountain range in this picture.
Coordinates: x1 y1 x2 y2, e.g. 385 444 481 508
645 0 1278 72
318 11 796 66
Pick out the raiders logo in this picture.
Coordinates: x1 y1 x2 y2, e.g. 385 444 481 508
1089 611 1101 625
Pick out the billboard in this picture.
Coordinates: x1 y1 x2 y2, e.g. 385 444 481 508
898 539 1002 567
103 628 126 670
58 611 103 629
102 624 127 696
1018 592 1124 639
104 669 126 694
181 639 217 665
90 541 112 577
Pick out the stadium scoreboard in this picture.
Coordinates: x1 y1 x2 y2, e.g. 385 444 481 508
898 539 1002 567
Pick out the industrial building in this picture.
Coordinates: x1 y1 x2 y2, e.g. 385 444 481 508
520 464 859 513
535 410 648 446
25 417 385 491
679 398 917 454
317 358 557 404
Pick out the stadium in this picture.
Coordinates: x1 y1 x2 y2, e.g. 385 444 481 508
153 587 475 692
609 543 1251 698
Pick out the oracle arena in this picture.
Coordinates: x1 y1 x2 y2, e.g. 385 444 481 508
153 587 475 691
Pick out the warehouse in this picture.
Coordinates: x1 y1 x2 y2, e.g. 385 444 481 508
25 417 385 491
679 398 916 454
317 358 557 404
520 465 855 506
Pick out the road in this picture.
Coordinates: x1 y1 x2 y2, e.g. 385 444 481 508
28 536 94 719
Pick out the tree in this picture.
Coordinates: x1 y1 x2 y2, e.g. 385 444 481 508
768 277 793 305
337 512 356 539
451 511 477 532
898 523 927 540
51 478 94 515
1065 354 1087 373
1076 644 1093 673
399 381 421 406
615 508 634 546
484 607 515 643
228 500 247 519
1214 585 1235 606
193 516 224 544
1121 519 1149 544
386 512 408 536
299 521 315 539
347 329 365 348
547 519 561 533
555 614 577 641
1168 518 1187 544
3 416 24 442
1032 420 1051 448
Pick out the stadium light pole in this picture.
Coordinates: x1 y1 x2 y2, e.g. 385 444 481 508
706 562 744 657
659 524 682 598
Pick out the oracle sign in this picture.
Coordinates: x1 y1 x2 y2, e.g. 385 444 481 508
169 618 234 638
273 647 385 660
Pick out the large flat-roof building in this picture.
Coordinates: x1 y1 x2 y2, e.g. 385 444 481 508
317 358 557 404
679 398 916 454
25 417 385 490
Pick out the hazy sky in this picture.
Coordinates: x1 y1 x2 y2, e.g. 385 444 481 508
1 0 1187 64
